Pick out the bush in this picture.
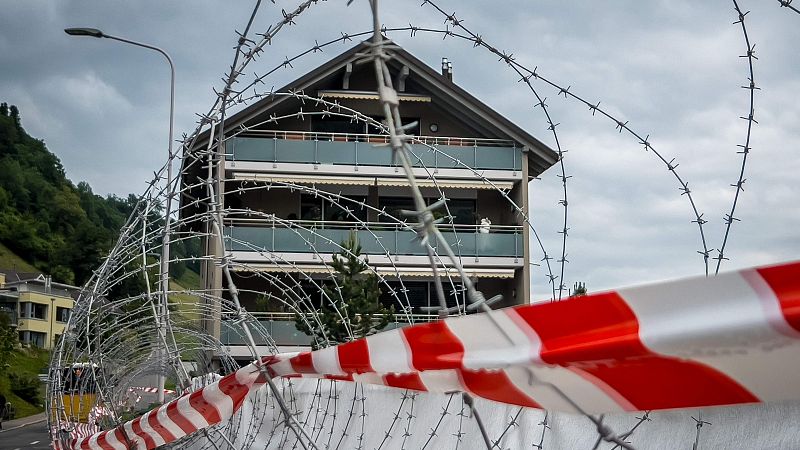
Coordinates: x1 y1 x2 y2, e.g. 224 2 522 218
8 372 41 404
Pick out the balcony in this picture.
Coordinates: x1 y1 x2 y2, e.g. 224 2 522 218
226 131 521 171
220 312 437 347
0 307 17 326
224 220 523 260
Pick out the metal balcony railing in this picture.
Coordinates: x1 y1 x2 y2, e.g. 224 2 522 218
224 219 523 259
220 311 438 347
226 131 521 171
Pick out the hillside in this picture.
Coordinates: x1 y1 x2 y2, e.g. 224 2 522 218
0 102 205 419
0 102 203 286
0 241 38 273
0 347 50 418
0 102 136 285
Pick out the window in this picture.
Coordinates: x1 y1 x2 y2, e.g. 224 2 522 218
379 197 476 225
367 116 420 136
300 194 368 223
312 117 365 135
446 199 477 225
379 281 463 314
56 307 70 323
19 302 47 320
378 197 416 223
0 302 15 321
19 331 46 348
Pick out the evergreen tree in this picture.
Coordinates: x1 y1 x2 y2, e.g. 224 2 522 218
571 281 587 297
295 231 394 349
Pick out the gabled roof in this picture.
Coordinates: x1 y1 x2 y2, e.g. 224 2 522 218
0 269 80 293
0 269 44 283
191 39 558 175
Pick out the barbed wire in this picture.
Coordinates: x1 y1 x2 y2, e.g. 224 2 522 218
714 0 759 274
777 0 800 15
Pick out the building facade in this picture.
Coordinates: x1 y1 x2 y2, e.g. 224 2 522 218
182 40 558 352
0 270 77 350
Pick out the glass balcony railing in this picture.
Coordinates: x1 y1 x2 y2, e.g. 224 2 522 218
224 221 523 259
226 132 521 171
220 312 438 347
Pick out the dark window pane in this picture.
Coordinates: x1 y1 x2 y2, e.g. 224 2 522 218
446 199 477 225
325 196 368 223
312 117 365 135
378 197 415 223
381 281 428 312
300 194 323 221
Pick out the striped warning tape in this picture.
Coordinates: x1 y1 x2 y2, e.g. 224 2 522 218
55 260 800 450
128 386 176 395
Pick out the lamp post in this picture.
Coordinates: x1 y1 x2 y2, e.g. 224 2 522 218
65 27 176 403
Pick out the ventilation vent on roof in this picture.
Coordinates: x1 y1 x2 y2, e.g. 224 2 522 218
441 57 453 81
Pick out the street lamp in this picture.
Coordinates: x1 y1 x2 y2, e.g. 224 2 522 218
65 27 176 403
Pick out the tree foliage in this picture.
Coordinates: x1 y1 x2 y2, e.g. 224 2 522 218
295 232 394 349
0 312 17 370
0 102 137 286
0 103 204 292
8 372 40 404
571 281 587 297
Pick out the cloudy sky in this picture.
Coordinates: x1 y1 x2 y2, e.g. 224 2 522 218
1 0 798 298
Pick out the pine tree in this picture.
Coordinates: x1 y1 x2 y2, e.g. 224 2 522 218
571 281 587 297
295 231 394 349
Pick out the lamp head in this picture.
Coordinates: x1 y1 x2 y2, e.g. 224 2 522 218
64 28 104 38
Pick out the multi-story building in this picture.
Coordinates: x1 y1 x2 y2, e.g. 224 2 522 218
182 40 558 353
0 270 77 350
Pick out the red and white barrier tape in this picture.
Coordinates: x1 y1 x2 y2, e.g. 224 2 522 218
57 260 800 450
128 387 176 395
56 362 268 450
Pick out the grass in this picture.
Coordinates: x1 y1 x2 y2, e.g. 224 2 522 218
0 242 38 273
0 347 50 419
173 268 202 290
169 280 202 325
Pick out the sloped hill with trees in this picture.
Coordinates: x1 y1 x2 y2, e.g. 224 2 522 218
0 102 136 285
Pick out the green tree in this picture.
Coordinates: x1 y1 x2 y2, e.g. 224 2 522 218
295 232 393 349
0 312 17 370
0 102 142 286
571 282 587 297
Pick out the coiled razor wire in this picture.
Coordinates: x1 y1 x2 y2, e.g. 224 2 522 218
44 0 798 449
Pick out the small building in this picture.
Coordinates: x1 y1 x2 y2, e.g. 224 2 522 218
180 39 558 353
0 270 77 350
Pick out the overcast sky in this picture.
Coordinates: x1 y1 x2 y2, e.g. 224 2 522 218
1 0 798 298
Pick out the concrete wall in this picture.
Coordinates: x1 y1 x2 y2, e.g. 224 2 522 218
193 378 800 450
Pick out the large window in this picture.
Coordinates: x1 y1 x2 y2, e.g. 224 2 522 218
368 116 420 136
447 199 478 225
300 194 368 223
56 306 70 323
379 280 463 313
379 197 476 225
19 302 47 320
378 197 416 223
312 117 366 135
311 116 420 137
19 331 46 348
